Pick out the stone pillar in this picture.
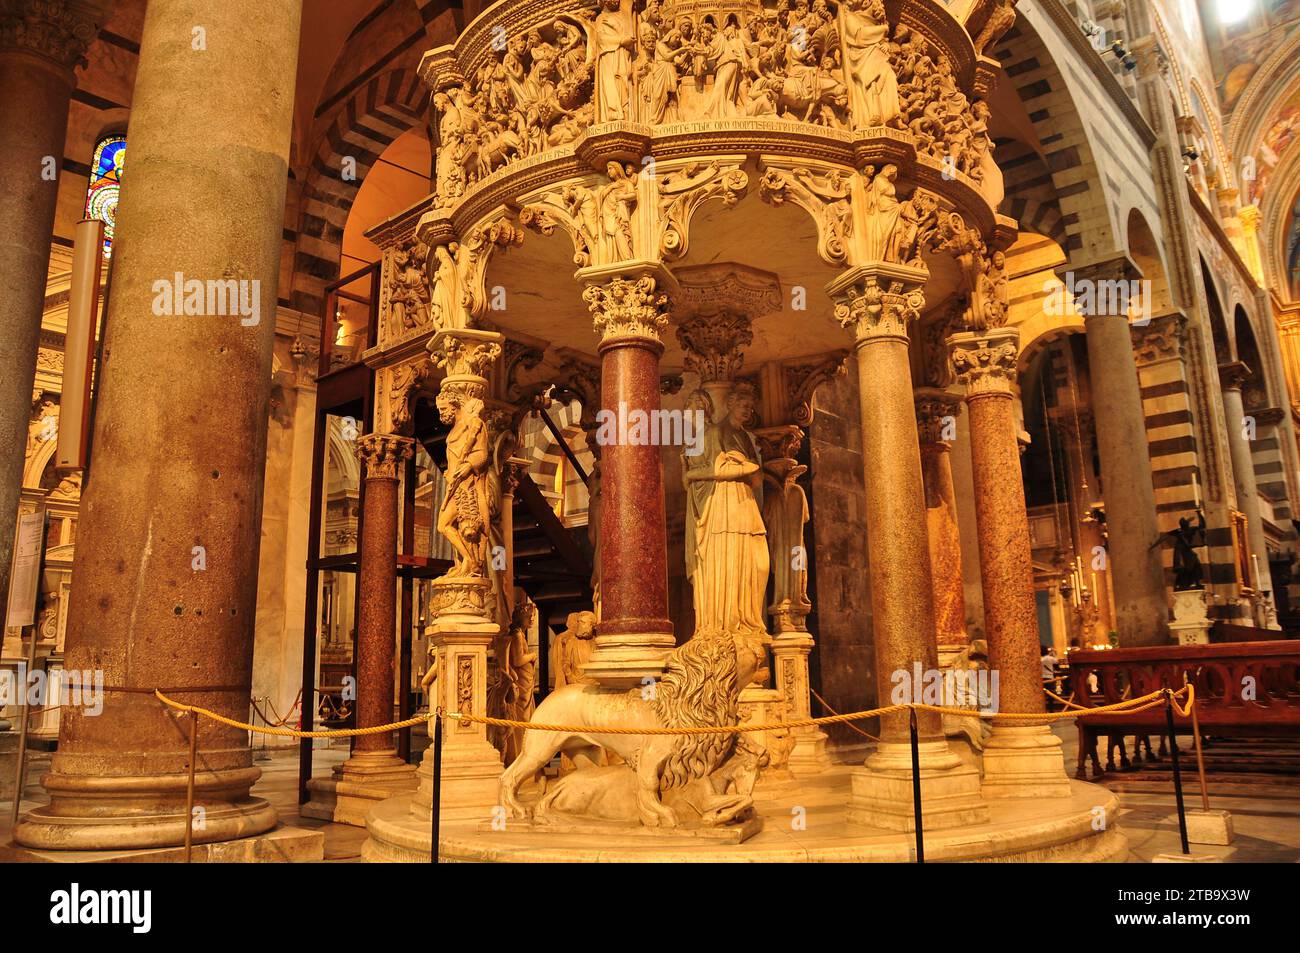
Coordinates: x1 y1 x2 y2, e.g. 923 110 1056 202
950 329 1072 798
0 0 104 614
409 329 506 822
1070 259 1169 645
828 264 987 832
14 0 302 850
1219 363 1271 602
914 388 969 665
579 270 675 686
303 434 417 825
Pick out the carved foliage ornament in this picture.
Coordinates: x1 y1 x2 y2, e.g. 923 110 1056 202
833 275 925 342
677 309 754 382
0 0 101 69
949 331 1018 398
356 432 414 481
584 274 671 343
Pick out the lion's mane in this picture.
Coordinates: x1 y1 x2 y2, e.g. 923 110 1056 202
651 630 740 789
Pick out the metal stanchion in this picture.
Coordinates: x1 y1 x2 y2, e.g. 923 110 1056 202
1163 689 1190 855
909 706 924 864
184 709 199 863
430 711 443 864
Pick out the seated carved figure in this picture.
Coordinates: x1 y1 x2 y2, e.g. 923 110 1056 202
498 630 763 828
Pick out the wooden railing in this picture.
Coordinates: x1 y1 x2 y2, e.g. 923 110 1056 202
1065 641 1300 778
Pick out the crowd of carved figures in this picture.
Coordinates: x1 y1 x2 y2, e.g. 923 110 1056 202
430 0 1005 208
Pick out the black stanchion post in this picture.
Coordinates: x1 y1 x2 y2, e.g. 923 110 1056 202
1164 689 1189 855
184 709 198 864
430 712 443 864
909 706 924 864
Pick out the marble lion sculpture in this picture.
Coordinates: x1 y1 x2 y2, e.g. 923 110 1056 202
498 630 762 828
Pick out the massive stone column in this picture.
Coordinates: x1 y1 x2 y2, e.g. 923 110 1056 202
303 434 417 825
950 329 1071 798
0 0 104 614
829 264 987 832
1219 363 1272 606
579 270 675 686
1069 258 1169 645
15 0 302 849
914 388 969 664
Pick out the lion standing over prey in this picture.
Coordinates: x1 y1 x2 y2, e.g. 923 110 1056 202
498 630 760 828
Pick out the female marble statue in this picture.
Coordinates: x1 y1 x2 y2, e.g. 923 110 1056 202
863 164 902 262
839 0 898 127
595 161 637 262
684 384 771 643
429 243 462 329
436 388 493 577
593 0 636 121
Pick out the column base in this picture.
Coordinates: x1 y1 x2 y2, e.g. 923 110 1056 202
980 724 1073 798
301 749 418 827
410 735 503 823
14 765 278 851
846 740 989 832
787 728 834 776
1 824 323 863
583 630 675 688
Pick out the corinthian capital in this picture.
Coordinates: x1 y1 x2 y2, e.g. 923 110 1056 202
914 388 963 445
828 263 927 344
429 327 502 390
948 328 1020 398
677 310 753 383
0 0 104 70
356 433 414 480
584 275 671 346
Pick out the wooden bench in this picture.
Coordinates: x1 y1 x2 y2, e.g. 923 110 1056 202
1065 641 1300 779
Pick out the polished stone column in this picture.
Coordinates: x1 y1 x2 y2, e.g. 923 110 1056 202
15 0 302 850
950 329 1071 797
580 270 675 686
303 434 417 826
914 388 969 663
1070 259 1169 645
1219 363 1272 605
0 0 104 614
829 264 988 831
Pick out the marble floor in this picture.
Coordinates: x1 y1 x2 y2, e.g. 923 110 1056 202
2 724 1297 861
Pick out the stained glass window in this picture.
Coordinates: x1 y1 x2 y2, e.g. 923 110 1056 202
85 136 125 258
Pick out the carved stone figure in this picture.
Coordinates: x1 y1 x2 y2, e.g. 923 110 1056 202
436 386 494 577
499 631 763 828
763 453 811 629
550 610 598 689
428 242 463 329
972 0 1016 57
389 239 431 333
639 22 688 124
595 161 638 262
862 163 902 261
489 599 539 764
593 0 636 121
684 383 771 647
839 0 898 127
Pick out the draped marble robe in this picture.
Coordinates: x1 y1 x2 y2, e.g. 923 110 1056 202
684 393 771 642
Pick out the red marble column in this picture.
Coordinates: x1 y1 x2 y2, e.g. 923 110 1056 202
915 388 969 659
581 274 674 685
950 327 1070 797
353 434 412 753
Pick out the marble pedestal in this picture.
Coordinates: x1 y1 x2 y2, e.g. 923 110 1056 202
301 749 418 827
1169 590 1212 645
847 740 990 832
981 724 1074 798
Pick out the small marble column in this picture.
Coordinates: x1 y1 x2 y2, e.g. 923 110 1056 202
829 264 988 832
914 388 969 664
0 0 104 615
1219 363 1272 608
409 329 506 822
303 434 417 826
1070 259 1169 645
15 0 302 850
950 329 1071 798
579 270 675 686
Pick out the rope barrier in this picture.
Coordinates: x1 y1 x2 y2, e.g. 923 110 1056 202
150 684 1193 739
811 687 880 742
